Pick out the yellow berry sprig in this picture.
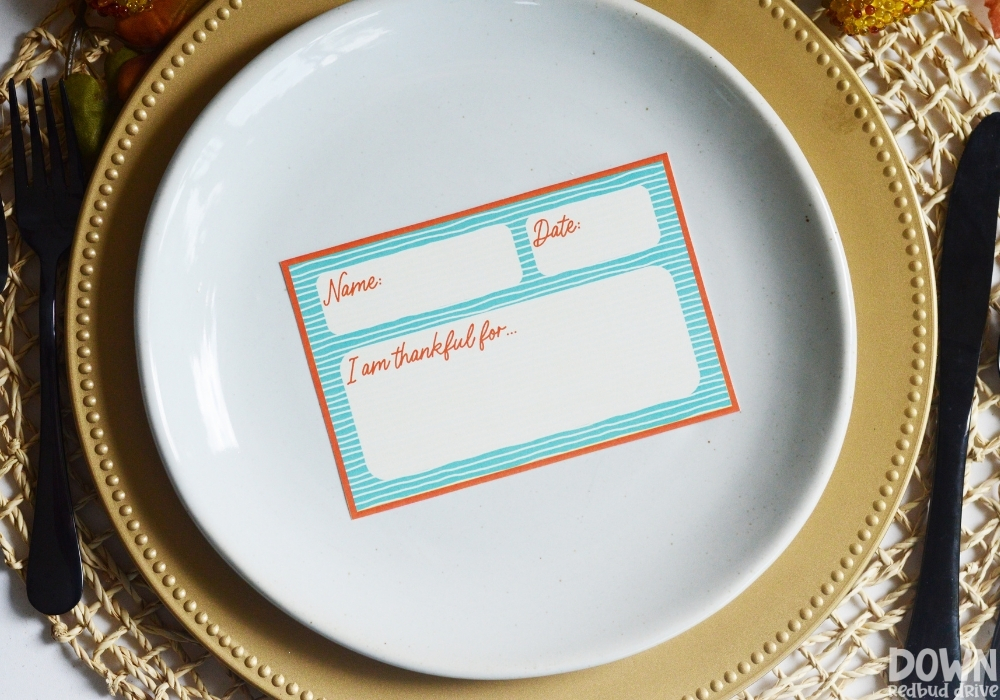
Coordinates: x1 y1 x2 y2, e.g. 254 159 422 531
86 0 154 18
823 0 933 35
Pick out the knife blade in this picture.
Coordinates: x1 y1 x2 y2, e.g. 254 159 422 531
903 113 1000 697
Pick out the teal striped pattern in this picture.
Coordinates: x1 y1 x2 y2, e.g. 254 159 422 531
285 159 735 515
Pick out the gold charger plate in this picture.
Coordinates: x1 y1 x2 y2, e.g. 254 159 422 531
67 0 935 697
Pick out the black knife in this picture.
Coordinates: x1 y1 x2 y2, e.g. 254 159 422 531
0 194 7 295
902 113 1000 698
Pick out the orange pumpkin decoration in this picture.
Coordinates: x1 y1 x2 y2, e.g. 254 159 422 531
115 0 208 48
115 52 156 101
986 0 1000 37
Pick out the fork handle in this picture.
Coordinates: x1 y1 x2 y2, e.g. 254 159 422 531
25 259 82 615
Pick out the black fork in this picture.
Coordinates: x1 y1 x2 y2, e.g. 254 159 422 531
8 78 84 615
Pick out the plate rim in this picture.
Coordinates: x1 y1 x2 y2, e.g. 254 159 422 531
132 3 860 676
67 0 936 697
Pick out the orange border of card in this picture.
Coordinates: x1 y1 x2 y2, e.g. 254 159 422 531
279 153 739 518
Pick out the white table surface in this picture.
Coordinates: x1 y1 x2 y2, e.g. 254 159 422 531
0 0 993 697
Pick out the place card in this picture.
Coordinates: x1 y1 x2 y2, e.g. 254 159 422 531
281 155 738 517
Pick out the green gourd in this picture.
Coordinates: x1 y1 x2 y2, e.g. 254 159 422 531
62 73 105 162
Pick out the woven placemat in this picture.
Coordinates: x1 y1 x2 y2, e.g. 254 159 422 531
1 1 999 698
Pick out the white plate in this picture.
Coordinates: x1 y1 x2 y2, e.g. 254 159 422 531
136 0 855 680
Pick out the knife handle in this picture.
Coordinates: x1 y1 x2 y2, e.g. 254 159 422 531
900 113 1000 697
903 343 979 689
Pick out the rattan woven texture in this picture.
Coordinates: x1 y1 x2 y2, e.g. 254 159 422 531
1 1 999 698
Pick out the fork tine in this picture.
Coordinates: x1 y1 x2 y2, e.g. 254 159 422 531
41 80 65 193
7 79 29 198
59 80 85 194
25 82 47 186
